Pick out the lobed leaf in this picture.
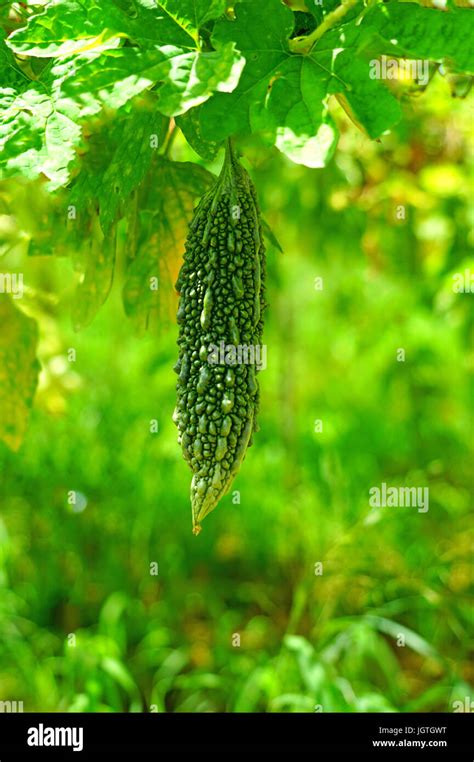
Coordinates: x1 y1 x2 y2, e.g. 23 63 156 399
6 0 194 58
69 110 167 232
363 2 474 75
199 0 295 142
122 158 214 331
71 220 117 331
176 108 220 160
158 0 228 40
1 0 244 188
197 0 399 163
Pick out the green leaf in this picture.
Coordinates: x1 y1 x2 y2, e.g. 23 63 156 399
251 55 338 168
70 111 168 234
176 108 220 159
50 48 167 119
155 41 244 116
71 220 117 331
6 0 194 58
197 0 399 162
0 28 29 89
311 20 402 140
1 41 241 187
0 296 40 451
365 615 439 661
261 217 283 253
38 110 82 183
2 0 244 188
0 79 83 189
0 34 83 188
101 655 138 695
51 41 244 119
199 0 339 165
99 113 167 233
199 0 295 141
328 49 402 140
364 2 474 75
159 0 228 40
122 157 214 331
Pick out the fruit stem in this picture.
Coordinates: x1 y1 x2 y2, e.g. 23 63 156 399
224 137 236 168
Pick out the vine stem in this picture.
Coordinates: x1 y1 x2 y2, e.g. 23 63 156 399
163 122 178 157
288 0 359 55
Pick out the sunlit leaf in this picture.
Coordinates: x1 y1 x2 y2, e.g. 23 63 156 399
363 2 474 74
159 1 228 40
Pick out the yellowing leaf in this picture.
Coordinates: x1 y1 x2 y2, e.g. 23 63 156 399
122 158 214 331
0 297 40 451
71 220 117 331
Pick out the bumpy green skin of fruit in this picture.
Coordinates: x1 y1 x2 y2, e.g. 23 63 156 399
174 142 265 533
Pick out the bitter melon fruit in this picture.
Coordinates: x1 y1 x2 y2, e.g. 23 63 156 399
174 140 265 533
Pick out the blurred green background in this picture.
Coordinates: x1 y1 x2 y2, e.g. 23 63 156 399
0 76 472 713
